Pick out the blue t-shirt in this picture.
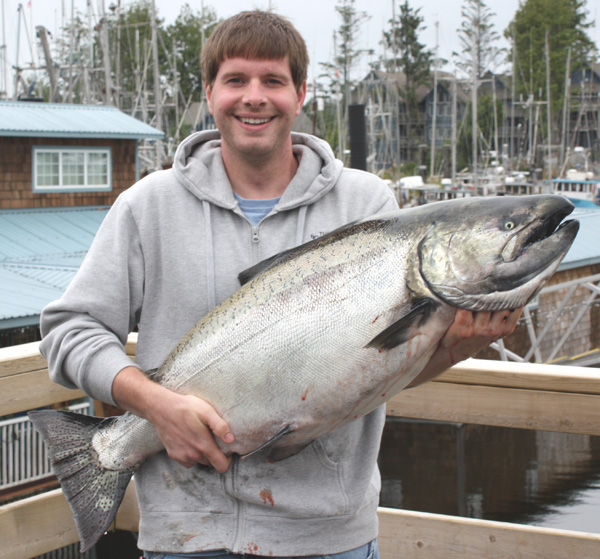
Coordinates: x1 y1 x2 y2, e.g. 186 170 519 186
234 192 280 226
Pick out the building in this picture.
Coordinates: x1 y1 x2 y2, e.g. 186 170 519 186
0 101 163 346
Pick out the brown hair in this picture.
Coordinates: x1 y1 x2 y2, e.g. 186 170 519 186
201 10 309 91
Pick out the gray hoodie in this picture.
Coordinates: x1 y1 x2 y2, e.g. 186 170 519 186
40 131 399 556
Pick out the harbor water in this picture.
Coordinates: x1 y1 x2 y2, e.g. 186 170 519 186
379 418 600 533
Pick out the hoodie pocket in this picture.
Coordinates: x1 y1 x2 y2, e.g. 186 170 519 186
234 439 350 518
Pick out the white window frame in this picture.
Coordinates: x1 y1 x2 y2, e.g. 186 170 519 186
33 146 113 193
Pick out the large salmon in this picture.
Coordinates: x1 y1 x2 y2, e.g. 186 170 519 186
30 194 578 551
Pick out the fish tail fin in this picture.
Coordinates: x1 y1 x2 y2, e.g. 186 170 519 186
28 409 134 552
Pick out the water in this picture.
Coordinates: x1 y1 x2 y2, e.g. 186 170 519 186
378 418 600 533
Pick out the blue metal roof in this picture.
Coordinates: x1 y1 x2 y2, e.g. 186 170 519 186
559 206 600 271
0 101 164 140
0 203 598 328
0 206 109 327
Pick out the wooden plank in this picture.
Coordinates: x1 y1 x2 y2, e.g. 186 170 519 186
1 482 139 559
387 382 600 436
377 507 600 559
125 332 138 358
0 370 85 417
0 342 45 379
5 490 600 559
438 358 600 395
0 489 80 559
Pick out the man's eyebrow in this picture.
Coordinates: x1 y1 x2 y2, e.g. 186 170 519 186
219 70 290 81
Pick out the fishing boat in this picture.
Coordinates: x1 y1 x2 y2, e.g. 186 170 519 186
552 170 600 207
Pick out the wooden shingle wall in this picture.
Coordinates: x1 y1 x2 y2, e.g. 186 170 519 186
0 137 137 209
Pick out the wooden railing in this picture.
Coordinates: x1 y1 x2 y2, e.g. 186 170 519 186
2 338 600 559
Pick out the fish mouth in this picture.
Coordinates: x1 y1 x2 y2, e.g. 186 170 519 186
501 203 576 264
420 195 580 311
493 211 579 291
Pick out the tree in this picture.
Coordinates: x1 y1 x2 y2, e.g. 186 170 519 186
455 0 502 182
320 0 370 159
165 4 218 104
381 1 432 168
506 0 596 122
455 0 502 80
115 0 166 112
382 1 432 113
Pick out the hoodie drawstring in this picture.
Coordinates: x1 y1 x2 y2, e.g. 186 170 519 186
203 201 217 311
295 205 307 246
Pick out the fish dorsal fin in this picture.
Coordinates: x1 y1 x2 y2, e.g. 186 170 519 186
365 298 439 351
238 250 295 285
238 218 369 286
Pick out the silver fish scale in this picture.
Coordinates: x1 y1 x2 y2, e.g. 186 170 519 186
150 225 445 457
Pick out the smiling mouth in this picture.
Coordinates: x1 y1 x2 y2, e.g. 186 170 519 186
237 116 274 125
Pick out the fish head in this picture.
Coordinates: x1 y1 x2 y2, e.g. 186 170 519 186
417 195 579 311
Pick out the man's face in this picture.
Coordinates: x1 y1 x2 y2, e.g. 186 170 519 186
205 57 306 163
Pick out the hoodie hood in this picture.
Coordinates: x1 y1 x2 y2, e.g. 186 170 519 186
171 130 344 211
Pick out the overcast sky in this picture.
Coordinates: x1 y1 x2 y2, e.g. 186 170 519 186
1 0 598 97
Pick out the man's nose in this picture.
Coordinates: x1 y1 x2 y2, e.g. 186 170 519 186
243 80 267 105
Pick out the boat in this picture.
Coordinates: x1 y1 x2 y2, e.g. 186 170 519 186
552 169 600 207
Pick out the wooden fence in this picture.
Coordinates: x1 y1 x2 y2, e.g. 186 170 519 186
2 338 600 559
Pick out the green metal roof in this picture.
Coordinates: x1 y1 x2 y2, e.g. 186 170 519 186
0 101 164 140
0 206 110 328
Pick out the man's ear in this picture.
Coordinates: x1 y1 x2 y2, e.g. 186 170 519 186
205 82 213 114
296 81 307 116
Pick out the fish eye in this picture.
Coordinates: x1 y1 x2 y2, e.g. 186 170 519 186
504 221 515 230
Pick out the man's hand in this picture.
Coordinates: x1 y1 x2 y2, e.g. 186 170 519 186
440 308 522 364
407 308 523 388
113 366 234 473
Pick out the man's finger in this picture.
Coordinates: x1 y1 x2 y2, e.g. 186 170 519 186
195 399 235 445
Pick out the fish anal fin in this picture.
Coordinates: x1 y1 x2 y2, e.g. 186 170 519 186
365 298 439 351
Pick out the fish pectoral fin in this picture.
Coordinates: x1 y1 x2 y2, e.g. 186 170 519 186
365 297 440 351
240 424 293 459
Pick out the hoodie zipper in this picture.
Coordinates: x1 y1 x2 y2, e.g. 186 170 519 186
227 455 246 553
251 226 261 264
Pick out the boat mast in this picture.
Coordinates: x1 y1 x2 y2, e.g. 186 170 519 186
429 20 438 179
0 0 6 98
545 28 552 180
560 48 571 175
150 0 163 167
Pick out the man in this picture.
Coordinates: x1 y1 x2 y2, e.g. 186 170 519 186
40 10 520 559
